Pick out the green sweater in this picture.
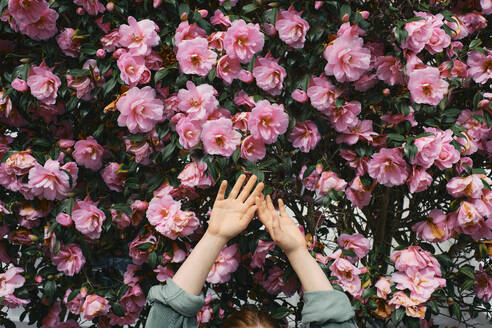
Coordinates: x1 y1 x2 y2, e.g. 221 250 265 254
145 279 358 328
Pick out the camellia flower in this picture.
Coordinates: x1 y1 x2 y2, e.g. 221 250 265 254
250 240 275 269
117 52 151 87
0 266 25 297
73 0 105 16
118 16 159 56
177 161 213 189
224 19 264 63
391 267 445 301
402 14 433 53
116 86 164 133
390 246 442 277
175 116 202 149
216 55 241 84
307 75 341 114
26 62 61 105
201 118 241 157
316 171 347 196
18 8 58 41
375 277 391 299
248 100 289 144
407 66 448 106
51 243 86 276
81 295 110 320
376 56 404 86
337 233 371 259
8 0 48 24
275 5 310 49
252 54 286 96
207 244 240 283
28 159 73 200
240 135 266 162
412 209 452 243
72 197 106 239
288 120 321 153
466 49 492 84
101 162 125 192
176 37 217 77
177 82 219 123
73 136 104 171
474 269 492 302
446 174 485 199
367 148 409 187
328 100 361 133
56 28 80 58
407 166 433 193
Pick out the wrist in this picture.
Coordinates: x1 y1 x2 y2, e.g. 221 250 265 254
285 246 310 260
203 230 229 247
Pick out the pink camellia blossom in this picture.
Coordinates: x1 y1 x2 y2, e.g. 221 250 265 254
306 75 341 113
367 148 409 187
252 54 286 96
248 100 289 144
376 56 404 86
73 137 104 171
129 233 157 265
210 9 231 27
412 209 452 243
388 291 427 319
424 14 451 55
240 135 266 162
176 37 217 77
291 89 308 103
323 27 371 82
446 175 484 199
407 166 433 193
402 14 433 53
329 100 361 133
275 6 309 49
224 19 264 63
27 62 61 105
250 240 275 269
375 277 391 299
72 197 106 239
118 16 159 56
73 0 104 15
475 269 492 302
8 0 48 24
101 162 125 192
174 21 207 49
117 52 151 86
481 0 492 15
56 213 72 227
0 266 25 297
390 246 442 277
288 120 321 153
176 116 201 149
201 118 241 157
177 82 219 123
111 209 131 229
232 112 249 131
337 233 371 259
178 161 213 189
407 66 448 106
335 120 377 145
206 244 240 283
19 8 58 40
147 197 200 239
392 268 445 301
56 28 80 57
11 78 28 92
51 243 85 276
108 285 146 326
64 288 87 315
345 175 373 209
466 49 492 84
116 86 163 133
329 257 362 297
316 171 347 196
81 295 110 320
216 55 241 84
28 159 73 200
147 195 179 227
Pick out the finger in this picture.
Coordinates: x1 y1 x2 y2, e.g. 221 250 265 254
227 174 246 199
270 210 281 241
244 182 264 207
255 196 271 226
215 180 227 202
241 205 258 223
266 194 275 212
278 199 289 218
238 175 258 202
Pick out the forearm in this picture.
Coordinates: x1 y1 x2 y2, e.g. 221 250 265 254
287 248 333 292
172 231 228 295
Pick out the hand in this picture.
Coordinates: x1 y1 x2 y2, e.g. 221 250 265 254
255 194 307 256
207 174 264 241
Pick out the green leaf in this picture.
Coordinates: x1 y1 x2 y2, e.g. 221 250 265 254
154 64 177 83
111 203 132 217
461 279 475 291
67 288 80 302
451 302 461 320
111 302 126 317
391 307 405 326
117 284 130 299
428 300 439 314
459 266 475 279
68 68 90 77
103 78 117 97
242 3 258 14
136 242 153 251
361 287 376 299
270 306 290 319
302 165 316 179
161 142 176 161
148 251 159 269
44 280 56 304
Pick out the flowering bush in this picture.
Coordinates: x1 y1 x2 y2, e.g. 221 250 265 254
1 0 492 327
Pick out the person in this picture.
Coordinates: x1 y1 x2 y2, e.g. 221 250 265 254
145 174 358 328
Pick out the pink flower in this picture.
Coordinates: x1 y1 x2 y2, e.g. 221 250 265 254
28 159 73 200
288 120 320 153
73 137 104 171
154 265 175 282
0 266 25 297
101 162 125 192
8 0 48 24
407 66 448 106
329 100 361 132
407 166 433 193
201 118 241 157
116 86 163 133
108 285 146 326
337 233 370 259
118 16 159 56
176 116 201 149
240 135 266 162
19 8 58 40
335 120 377 145
176 37 217 77
474 270 492 302
51 243 85 276
412 209 452 243
248 100 289 144
376 56 404 86
329 257 362 297
390 246 442 277
275 6 309 49
56 28 81 57
224 19 264 63
391 268 445 301
11 78 28 92
425 15 451 55
174 21 207 49
446 175 484 199
56 213 72 227
117 52 151 86
368 148 409 187
74 0 104 15
64 288 87 315
466 49 492 84
299 164 323 191
81 295 110 320
375 277 391 299
323 29 371 82
27 62 61 105
129 233 157 265
316 171 347 196
207 244 240 283
178 161 213 189
306 75 341 113
177 82 218 123
72 197 106 239
291 89 308 103
402 15 433 53
252 54 286 96
211 9 231 27
250 240 275 269
232 112 249 131
481 0 492 15
216 55 241 84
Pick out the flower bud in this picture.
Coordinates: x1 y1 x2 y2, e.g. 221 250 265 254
106 2 114 11
96 49 106 59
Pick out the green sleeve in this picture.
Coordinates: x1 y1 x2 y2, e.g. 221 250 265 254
144 278 205 328
301 289 358 328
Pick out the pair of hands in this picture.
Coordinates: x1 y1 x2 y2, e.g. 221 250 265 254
207 174 306 256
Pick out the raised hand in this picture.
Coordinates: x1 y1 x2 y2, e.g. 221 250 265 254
207 174 264 241
255 194 306 256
